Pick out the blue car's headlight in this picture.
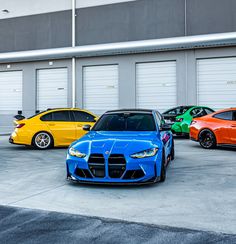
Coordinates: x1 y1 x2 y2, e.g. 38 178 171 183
69 147 86 158
130 148 158 159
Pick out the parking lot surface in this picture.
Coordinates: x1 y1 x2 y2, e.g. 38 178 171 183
1 206 236 244
0 136 235 235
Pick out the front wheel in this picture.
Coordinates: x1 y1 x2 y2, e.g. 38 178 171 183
199 129 216 149
160 153 166 182
32 132 53 149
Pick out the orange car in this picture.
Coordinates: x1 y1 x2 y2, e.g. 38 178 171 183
190 108 236 149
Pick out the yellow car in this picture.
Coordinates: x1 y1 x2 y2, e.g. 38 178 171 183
9 108 98 149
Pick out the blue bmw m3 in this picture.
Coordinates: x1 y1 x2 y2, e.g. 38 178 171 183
66 109 174 184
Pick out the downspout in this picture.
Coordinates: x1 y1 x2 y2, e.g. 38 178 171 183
72 0 76 108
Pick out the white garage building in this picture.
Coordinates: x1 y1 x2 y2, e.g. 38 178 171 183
1 0 236 132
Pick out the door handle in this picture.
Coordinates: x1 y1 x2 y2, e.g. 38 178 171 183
77 124 82 127
48 123 55 126
231 125 236 127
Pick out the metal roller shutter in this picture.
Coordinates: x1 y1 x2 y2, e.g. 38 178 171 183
197 57 236 110
136 61 177 112
0 70 23 113
83 65 119 114
37 68 68 111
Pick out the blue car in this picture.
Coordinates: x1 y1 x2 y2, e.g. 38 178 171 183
66 109 174 184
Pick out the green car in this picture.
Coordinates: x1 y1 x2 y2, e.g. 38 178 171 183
162 106 215 136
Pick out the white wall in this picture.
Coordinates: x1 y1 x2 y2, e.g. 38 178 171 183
0 0 136 19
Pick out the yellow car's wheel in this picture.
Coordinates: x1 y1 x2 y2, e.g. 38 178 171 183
32 132 54 149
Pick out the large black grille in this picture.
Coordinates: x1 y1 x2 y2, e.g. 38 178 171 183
88 154 105 178
108 154 126 178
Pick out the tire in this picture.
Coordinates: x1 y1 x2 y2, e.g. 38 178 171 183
160 153 166 182
199 129 216 149
170 138 175 160
32 131 54 149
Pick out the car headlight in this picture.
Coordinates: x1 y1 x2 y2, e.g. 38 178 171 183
130 148 158 159
69 147 86 158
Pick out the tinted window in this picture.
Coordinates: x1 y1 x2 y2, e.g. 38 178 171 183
51 111 71 121
40 113 52 121
73 111 95 122
163 106 192 116
190 108 206 118
214 111 233 121
233 111 236 121
92 113 156 131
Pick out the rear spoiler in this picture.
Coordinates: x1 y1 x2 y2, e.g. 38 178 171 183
14 114 25 121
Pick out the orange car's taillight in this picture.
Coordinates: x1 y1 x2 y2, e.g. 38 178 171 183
16 123 25 129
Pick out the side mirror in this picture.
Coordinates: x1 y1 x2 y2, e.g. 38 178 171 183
83 124 91 131
160 124 172 131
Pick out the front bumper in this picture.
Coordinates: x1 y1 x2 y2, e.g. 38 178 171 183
67 175 159 185
66 154 161 184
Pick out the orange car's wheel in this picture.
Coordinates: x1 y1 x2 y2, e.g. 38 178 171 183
199 129 216 149
32 132 54 150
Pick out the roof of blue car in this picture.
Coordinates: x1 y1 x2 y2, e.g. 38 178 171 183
105 109 154 114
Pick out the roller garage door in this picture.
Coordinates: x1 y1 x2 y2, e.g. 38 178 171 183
197 57 236 110
136 61 177 112
37 68 68 111
83 65 119 114
0 70 23 113
0 70 23 133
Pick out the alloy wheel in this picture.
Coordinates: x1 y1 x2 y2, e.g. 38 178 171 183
35 132 51 149
199 130 216 149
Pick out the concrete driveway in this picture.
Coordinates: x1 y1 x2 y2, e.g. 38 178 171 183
0 135 235 235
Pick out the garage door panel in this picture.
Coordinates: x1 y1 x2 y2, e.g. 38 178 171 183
136 61 177 111
197 57 236 110
0 71 23 112
37 68 68 111
83 65 119 114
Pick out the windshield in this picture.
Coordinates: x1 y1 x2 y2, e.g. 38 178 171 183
92 113 156 131
163 106 193 116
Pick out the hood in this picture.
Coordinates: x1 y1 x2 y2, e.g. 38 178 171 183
71 131 161 156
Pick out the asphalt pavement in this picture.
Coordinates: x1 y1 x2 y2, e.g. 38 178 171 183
0 205 236 244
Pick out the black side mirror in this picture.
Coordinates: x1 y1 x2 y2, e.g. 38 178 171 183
83 124 91 131
160 124 172 131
